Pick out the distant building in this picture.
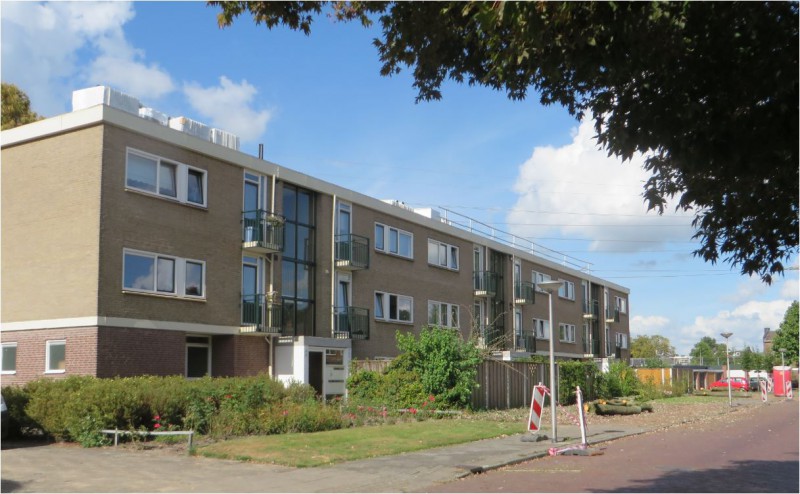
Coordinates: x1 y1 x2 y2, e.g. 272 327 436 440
763 327 777 354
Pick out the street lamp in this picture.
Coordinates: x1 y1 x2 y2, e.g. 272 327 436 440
720 332 733 407
537 280 564 443
779 348 787 368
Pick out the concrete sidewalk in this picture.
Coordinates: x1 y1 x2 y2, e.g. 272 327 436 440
1 422 645 493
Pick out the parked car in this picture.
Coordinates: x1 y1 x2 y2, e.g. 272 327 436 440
748 377 763 391
709 377 749 391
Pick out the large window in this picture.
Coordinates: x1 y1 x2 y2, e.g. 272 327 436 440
615 296 628 314
559 323 576 343
533 318 550 339
558 280 575 301
375 222 413 259
427 239 459 270
282 184 315 336
46 340 66 374
1 343 17 374
375 291 413 323
123 249 205 299
427 300 459 328
616 332 629 349
126 148 207 207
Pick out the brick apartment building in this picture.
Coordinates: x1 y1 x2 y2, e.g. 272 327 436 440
1 87 631 397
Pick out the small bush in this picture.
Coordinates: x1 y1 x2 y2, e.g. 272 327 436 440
596 361 639 399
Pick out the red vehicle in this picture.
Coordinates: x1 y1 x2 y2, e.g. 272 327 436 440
709 377 749 391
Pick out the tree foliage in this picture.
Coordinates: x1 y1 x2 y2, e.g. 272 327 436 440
1 83 42 130
211 1 799 282
690 336 728 365
772 301 799 366
630 335 675 359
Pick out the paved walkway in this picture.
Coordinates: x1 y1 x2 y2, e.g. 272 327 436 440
0 399 768 493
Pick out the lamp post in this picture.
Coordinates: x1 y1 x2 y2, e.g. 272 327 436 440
720 332 733 407
779 348 787 368
537 280 564 443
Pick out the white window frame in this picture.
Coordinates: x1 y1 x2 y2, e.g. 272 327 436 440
558 280 575 301
374 222 413 259
559 323 576 343
427 300 460 329
126 148 208 207
533 318 550 340
45 339 66 374
122 248 206 300
2 342 17 374
533 271 552 292
375 291 414 323
616 332 629 349
427 239 459 270
615 296 628 314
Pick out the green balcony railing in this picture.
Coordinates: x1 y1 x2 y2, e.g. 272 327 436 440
582 338 601 356
241 294 283 334
582 299 600 319
473 271 499 297
335 234 370 270
514 281 535 305
242 210 284 253
605 307 620 323
333 306 370 340
514 330 536 352
477 324 504 348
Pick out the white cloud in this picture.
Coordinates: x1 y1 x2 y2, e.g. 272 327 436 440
722 276 770 305
506 119 695 252
630 315 670 338
1 1 174 116
780 276 799 300
183 77 273 142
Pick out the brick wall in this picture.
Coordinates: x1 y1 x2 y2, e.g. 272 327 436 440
0 327 99 386
96 327 185 377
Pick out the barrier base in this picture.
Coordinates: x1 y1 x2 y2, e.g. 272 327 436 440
521 434 549 442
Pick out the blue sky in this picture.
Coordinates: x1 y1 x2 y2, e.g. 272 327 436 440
2 1 797 355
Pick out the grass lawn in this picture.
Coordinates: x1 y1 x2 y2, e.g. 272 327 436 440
196 419 523 467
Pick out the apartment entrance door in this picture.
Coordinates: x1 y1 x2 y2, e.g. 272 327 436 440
308 351 323 397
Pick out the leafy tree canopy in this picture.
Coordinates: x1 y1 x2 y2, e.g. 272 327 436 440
630 335 675 359
690 336 727 365
1 83 42 130
211 1 798 282
772 301 799 366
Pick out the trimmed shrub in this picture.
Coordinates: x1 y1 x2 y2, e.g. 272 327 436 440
558 360 600 405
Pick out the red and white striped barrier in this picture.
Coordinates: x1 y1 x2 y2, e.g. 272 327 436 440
786 380 793 400
527 383 549 435
549 386 595 456
760 380 768 403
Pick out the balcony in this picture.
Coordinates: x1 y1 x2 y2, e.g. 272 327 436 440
605 308 620 323
240 294 283 335
242 210 284 254
477 325 505 349
582 299 600 320
514 330 536 353
514 281 535 305
333 306 370 340
582 338 601 356
335 234 370 270
473 271 499 298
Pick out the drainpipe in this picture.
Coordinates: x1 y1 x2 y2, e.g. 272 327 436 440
331 194 337 336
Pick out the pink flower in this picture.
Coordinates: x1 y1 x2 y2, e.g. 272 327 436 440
154 415 161 421
154 423 161 429
422 401 428 407
410 407 417 415
429 395 435 402
282 410 288 416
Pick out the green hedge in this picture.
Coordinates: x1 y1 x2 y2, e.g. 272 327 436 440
2 375 344 446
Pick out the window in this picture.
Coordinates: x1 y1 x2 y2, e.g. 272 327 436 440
375 223 413 259
616 332 629 349
615 296 628 314
559 323 576 343
126 148 207 207
427 301 459 328
605 327 613 356
533 318 550 339
123 249 206 299
558 280 575 300
533 271 552 292
1 343 17 374
46 340 66 373
282 184 316 336
427 239 459 270
186 336 210 378
375 291 413 323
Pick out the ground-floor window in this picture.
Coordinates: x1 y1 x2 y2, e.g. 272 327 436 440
46 340 66 374
2 343 17 374
186 335 210 378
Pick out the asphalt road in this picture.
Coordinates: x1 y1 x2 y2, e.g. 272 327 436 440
426 399 799 493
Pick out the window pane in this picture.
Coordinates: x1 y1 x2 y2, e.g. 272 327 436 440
375 224 384 251
283 186 296 222
427 241 438 264
451 306 459 328
296 264 311 299
2 345 17 372
440 303 448 326
297 191 312 224
450 247 458 269
127 153 157 192
156 257 175 293
438 244 447 266
389 229 398 254
428 302 438 325
282 299 296 335
48 342 65 371
186 346 209 378
399 232 412 257
389 295 398 320
159 162 177 197
185 261 203 296
284 222 296 258
398 296 412 322
282 260 296 298
296 301 313 336
187 169 204 204
242 263 258 298
375 293 384 319
124 253 155 291
297 226 312 261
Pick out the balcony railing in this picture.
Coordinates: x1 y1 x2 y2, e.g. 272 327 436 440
582 299 600 320
477 324 505 349
335 234 370 270
514 281 535 305
605 308 620 323
241 294 283 334
582 338 601 356
473 271 499 298
242 210 284 254
333 306 370 340
514 330 536 353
